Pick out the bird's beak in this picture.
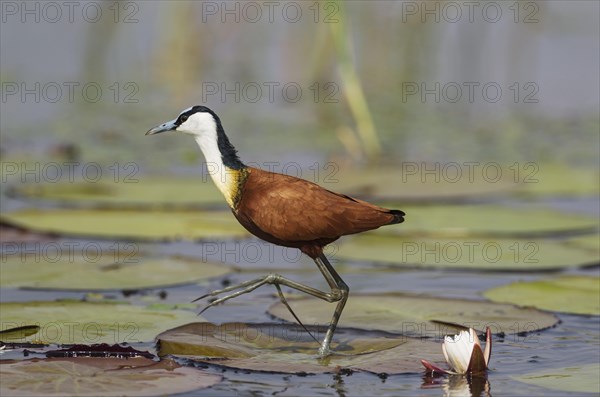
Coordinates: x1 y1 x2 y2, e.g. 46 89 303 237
146 119 177 135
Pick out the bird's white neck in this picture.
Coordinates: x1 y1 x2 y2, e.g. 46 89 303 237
194 135 239 208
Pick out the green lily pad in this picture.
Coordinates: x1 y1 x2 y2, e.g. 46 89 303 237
0 357 221 396
516 164 600 197
0 301 201 344
0 209 248 241
512 364 600 393
268 294 558 336
1 255 233 291
565 234 600 253
0 325 40 340
157 322 440 374
319 164 599 200
483 275 600 315
9 177 225 209
336 235 600 271
373 205 598 238
319 166 517 202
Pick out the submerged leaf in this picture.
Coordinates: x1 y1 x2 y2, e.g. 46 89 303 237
1 209 248 241
484 275 600 315
268 294 558 336
157 322 439 374
45 343 154 358
0 301 200 344
0 357 221 396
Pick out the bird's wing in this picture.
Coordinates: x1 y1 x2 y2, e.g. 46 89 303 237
237 168 398 243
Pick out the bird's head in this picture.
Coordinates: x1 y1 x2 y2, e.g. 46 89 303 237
146 105 220 137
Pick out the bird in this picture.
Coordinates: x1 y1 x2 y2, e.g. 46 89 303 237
146 105 405 357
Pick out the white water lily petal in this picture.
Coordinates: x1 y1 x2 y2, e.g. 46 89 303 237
470 328 481 348
443 330 475 374
422 327 492 375
483 327 492 366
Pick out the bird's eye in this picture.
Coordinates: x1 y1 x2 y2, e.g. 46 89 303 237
180 115 188 123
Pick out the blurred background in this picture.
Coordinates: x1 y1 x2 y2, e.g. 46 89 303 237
1 1 598 171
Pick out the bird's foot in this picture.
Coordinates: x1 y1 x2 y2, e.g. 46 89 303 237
194 277 268 315
318 344 331 358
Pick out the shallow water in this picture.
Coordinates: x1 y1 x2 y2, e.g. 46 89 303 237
1 193 598 396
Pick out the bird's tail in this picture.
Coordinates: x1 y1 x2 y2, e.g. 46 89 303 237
388 209 405 224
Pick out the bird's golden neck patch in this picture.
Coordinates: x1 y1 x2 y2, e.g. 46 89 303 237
208 166 249 209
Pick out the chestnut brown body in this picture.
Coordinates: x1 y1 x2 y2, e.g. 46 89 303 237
232 167 404 258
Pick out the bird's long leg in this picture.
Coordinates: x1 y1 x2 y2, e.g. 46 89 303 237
194 254 347 357
313 253 349 357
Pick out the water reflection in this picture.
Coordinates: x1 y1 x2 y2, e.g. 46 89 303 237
422 373 491 397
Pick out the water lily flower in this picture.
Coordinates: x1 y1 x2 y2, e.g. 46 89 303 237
421 327 492 375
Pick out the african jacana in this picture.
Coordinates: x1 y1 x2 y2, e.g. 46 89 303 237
146 106 405 356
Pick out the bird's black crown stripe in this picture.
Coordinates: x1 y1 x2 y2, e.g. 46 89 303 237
177 106 245 170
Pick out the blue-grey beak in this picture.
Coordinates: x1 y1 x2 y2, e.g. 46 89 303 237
146 119 177 135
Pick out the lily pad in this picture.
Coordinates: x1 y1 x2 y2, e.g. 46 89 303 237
9 177 225 209
483 275 600 315
1 209 248 241
515 164 600 197
0 301 200 344
319 164 600 200
0 224 56 243
336 235 600 271
372 205 598 238
565 234 600 253
0 357 221 396
512 364 600 393
319 166 517 202
268 294 558 336
1 254 233 291
0 325 40 340
157 322 439 374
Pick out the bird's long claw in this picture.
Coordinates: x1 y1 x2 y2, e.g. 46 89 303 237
191 293 209 303
192 277 266 304
195 280 266 315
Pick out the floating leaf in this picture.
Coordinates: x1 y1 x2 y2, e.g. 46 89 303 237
515 165 600 197
0 325 40 340
9 177 225 209
565 234 600 253
512 364 600 393
0 301 200 344
372 205 598 238
319 166 517 202
1 254 233 291
0 224 56 244
0 357 221 396
336 235 600 271
1 209 248 241
268 294 558 336
320 164 600 200
157 322 439 374
484 275 600 315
